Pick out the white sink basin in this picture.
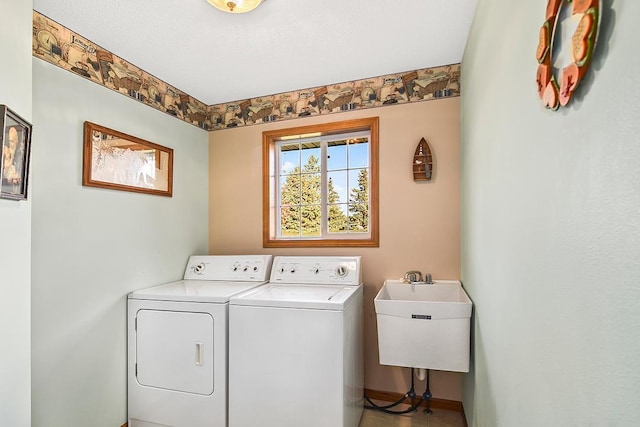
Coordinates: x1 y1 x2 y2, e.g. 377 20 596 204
374 280 472 372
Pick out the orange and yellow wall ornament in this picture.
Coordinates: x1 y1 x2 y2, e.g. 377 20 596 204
536 0 601 110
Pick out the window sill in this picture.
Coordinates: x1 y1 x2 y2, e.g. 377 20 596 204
263 236 379 248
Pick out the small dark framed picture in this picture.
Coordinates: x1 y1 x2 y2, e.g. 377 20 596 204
0 105 32 200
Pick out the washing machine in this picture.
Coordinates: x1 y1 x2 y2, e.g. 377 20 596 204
127 255 273 427
228 256 363 427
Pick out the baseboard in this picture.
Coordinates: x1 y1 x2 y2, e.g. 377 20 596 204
122 392 468 427
364 387 464 413
461 405 469 427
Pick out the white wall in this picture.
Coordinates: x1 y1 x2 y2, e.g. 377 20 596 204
0 1 32 426
461 1 640 425
31 59 209 426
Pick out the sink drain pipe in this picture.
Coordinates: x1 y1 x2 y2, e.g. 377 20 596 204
364 368 432 415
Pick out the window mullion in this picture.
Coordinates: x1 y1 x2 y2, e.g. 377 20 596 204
346 142 351 233
320 139 328 237
275 143 282 238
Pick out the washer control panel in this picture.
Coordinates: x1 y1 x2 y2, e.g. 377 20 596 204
270 256 361 285
183 255 273 281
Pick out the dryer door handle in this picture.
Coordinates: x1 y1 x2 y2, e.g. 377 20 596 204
195 342 204 366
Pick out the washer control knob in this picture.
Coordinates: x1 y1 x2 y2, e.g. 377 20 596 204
335 265 348 278
253 266 259 272
279 267 286 274
290 267 296 273
313 267 320 274
194 263 205 274
243 265 249 272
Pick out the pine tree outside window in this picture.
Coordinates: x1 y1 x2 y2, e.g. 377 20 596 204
263 117 379 247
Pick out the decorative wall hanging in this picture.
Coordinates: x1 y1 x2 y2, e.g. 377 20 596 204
83 122 173 197
536 0 601 110
0 105 32 201
413 138 433 181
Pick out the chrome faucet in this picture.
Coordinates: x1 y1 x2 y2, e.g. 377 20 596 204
403 270 433 284
403 270 423 283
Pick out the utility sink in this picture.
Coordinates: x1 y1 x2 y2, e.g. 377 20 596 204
374 280 472 372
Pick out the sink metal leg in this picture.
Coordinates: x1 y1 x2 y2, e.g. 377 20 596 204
422 369 433 414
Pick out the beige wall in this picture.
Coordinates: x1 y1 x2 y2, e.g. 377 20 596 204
209 98 462 400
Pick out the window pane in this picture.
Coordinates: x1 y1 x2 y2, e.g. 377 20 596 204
301 173 321 205
348 203 369 232
301 144 321 173
327 171 347 203
280 206 301 237
279 143 300 175
301 205 321 236
280 175 301 206
327 140 347 171
328 203 348 233
348 168 369 204
348 139 369 169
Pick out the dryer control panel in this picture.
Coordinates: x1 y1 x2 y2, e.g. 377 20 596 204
270 256 361 285
183 255 273 282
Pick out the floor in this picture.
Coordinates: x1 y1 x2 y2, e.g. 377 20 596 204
359 403 466 427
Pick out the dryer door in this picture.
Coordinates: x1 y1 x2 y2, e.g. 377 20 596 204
135 309 214 395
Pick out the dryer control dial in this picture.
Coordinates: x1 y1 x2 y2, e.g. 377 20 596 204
194 263 206 274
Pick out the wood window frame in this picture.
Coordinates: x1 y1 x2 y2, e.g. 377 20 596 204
263 117 379 248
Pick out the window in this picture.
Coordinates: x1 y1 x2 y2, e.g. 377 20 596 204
263 117 379 247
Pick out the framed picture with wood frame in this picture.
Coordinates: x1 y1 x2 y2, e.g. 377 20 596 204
0 105 32 201
82 121 173 197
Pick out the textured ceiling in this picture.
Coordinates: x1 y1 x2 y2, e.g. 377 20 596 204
33 0 477 106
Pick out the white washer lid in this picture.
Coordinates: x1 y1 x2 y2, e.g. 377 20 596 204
128 280 268 303
229 283 362 310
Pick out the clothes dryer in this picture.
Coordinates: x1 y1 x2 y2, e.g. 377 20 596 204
128 255 272 427
228 256 363 427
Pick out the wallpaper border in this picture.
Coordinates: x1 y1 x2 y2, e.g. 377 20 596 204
33 10 460 132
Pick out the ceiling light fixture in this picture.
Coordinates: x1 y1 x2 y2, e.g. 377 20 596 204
207 0 263 13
